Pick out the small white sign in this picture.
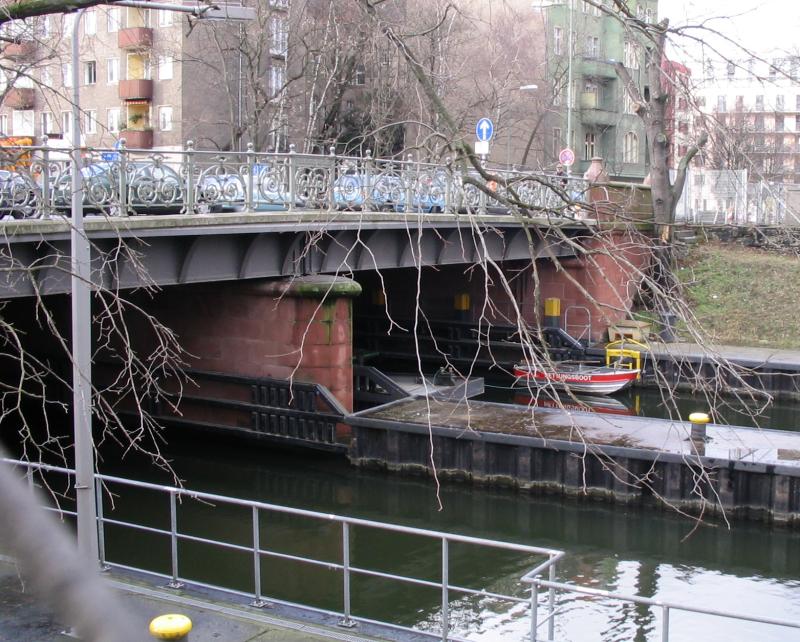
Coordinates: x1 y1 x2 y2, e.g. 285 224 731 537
559 148 576 167
475 140 489 156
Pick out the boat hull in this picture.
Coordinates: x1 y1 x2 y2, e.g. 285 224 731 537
513 365 639 395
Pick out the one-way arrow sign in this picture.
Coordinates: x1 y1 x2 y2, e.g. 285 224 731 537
476 118 494 143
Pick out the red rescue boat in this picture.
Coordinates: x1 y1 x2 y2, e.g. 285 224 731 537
513 362 640 395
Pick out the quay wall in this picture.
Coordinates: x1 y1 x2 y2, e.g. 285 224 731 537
348 418 800 526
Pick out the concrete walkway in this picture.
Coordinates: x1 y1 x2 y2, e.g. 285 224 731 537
0 559 390 642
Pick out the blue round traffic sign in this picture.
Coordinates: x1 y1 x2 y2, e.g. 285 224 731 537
476 118 494 143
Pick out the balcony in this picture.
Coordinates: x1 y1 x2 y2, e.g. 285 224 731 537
119 79 153 101
120 128 153 149
4 41 36 59
581 107 619 127
4 87 35 109
118 27 153 50
580 58 618 79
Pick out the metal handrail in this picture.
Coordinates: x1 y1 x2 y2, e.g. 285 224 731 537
2 458 560 641
7 457 800 642
0 141 600 220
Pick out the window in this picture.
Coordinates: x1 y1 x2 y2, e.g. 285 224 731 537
12 110 34 136
776 115 785 132
107 7 121 33
158 106 173 131
269 0 289 6
269 65 285 96
583 81 599 108
623 90 635 114
678 97 688 111
84 60 97 85
584 132 596 160
40 16 50 38
107 58 119 84
553 27 563 56
796 95 800 111
582 0 590 13
41 66 52 86
61 111 72 137
0 114 8 135
735 95 744 111
85 9 97 35
552 127 562 158
354 64 366 86
62 62 72 87
269 16 288 56
41 112 53 136
107 108 120 133
14 73 33 89
623 132 638 163
716 95 726 112
756 95 764 111
776 95 785 111
158 55 173 80
63 13 75 37
158 10 173 27
624 41 639 69
85 109 97 134
678 121 689 134
585 36 599 58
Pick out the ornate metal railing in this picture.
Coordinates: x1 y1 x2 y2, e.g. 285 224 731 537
0 139 590 220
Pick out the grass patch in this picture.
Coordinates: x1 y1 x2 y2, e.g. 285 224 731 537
679 243 800 349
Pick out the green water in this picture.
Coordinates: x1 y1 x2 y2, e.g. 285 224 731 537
480 384 800 432
96 437 800 642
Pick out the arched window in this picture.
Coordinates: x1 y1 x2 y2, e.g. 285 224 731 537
623 132 639 164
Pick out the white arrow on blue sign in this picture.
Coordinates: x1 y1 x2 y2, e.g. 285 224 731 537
476 118 494 143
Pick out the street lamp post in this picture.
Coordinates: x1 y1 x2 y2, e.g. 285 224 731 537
566 0 574 176
68 1 255 564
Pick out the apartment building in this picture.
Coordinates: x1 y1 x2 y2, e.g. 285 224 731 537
537 0 657 180
696 56 800 183
0 2 290 151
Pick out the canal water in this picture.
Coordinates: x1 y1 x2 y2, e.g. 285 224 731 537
479 383 800 432
96 437 800 642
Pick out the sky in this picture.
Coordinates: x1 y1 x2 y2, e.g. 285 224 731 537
658 0 800 61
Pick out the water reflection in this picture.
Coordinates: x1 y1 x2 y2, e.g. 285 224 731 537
483 384 800 432
100 437 800 641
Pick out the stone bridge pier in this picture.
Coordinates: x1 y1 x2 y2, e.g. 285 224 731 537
144 276 361 412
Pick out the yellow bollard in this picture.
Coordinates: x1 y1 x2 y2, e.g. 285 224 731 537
688 412 710 442
544 297 561 329
149 614 192 641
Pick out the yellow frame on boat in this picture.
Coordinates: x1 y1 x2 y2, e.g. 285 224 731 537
605 338 649 379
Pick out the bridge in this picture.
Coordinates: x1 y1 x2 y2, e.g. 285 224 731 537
0 142 654 411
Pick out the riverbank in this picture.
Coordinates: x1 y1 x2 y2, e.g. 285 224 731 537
681 243 800 349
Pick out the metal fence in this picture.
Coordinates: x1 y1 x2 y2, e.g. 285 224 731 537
0 140 588 220
5 457 799 641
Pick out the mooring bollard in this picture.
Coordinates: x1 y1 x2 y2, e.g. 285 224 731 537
149 614 192 641
688 412 710 442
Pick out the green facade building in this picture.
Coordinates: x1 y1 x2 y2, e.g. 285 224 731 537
541 0 657 180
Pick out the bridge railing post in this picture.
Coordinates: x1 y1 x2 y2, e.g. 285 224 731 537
328 146 337 211
40 137 52 219
117 139 129 217
404 154 414 214
183 140 196 215
287 144 296 212
246 142 255 212
364 149 374 211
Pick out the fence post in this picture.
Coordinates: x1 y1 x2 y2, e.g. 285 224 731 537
328 145 337 211
246 142 255 212
287 144 296 212
662 605 670 641
548 560 556 641
251 506 269 607
95 481 109 571
530 581 538 642
168 490 183 589
183 140 196 215
441 537 449 642
338 522 356 628
40 136 51 219
117 138 129 217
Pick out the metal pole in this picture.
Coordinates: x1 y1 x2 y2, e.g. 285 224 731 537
339 522 355 627
441 537 449 642
71 7 100 566
168 490 183 588
566 0 574 176
547 561 556 641
662 605 670 641
530 582 539 642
